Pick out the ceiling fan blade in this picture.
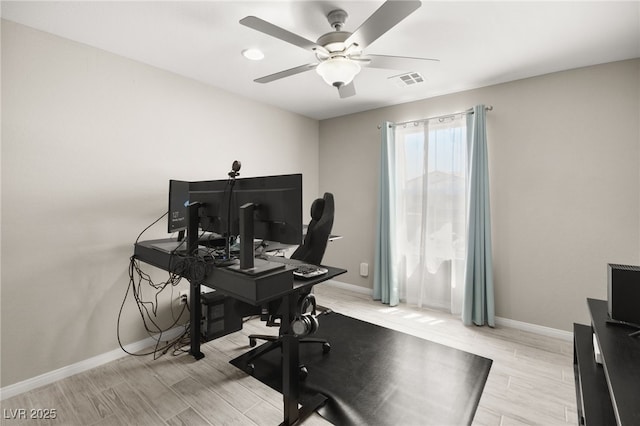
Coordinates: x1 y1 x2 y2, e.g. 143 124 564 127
365 54 439 70
254 63 318 84
240 16 324 53
345 0 422 50
338 82 356 98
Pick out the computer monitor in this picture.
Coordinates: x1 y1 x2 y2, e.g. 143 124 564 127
189 174 302 243
168 180 190 234
189 180 233 238
232 174 303 245
231 174 302 273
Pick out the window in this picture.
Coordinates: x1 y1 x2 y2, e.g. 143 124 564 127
393 116 467 313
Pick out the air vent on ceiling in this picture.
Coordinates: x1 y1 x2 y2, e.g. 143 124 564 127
388 72 425 88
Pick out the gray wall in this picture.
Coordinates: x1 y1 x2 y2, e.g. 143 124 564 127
0 20 319 388
319 59 640 331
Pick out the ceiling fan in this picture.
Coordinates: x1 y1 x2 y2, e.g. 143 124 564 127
239 0 438 98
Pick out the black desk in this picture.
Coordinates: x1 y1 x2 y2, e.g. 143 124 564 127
133 238 346 425
573 299 640 425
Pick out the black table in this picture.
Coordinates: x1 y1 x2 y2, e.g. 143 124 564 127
573 298 640 425
134 238 346 425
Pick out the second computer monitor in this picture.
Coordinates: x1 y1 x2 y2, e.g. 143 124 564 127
233 174 303 245
188 173 303 246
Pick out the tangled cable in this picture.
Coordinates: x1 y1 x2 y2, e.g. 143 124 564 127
117 211 193 359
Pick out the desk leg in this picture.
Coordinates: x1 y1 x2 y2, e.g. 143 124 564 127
189 279 204 360
187 204 204 360
280 293 300 425
282 333 300 425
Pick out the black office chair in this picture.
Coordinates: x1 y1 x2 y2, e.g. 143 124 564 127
290 192 334 265
245 193 335 377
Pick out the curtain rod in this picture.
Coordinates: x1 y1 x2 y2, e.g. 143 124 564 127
377 105 493 129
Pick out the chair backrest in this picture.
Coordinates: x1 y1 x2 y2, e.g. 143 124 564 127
290 192 334 265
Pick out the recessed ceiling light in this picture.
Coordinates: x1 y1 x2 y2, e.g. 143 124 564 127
242 48 265 61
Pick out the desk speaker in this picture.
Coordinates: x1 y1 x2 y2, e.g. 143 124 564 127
607 263 640 326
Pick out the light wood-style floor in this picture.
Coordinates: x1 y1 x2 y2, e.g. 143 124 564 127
1 285 577 425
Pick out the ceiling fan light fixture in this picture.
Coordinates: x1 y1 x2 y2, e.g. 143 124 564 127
316 57 361 87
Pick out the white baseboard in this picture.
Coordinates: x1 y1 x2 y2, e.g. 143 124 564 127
0 327 185 401
495 316 573 342
324 279 373 295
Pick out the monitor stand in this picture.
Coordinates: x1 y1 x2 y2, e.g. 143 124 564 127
228 202 286 276
227 257 285 276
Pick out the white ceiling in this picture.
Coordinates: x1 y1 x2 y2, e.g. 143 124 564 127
2 1 639 120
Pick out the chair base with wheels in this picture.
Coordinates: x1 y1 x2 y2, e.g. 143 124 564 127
245 334 331 380
245 294 331 380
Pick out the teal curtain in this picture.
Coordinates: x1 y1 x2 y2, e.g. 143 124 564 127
463 105 495 326
373 122 399 306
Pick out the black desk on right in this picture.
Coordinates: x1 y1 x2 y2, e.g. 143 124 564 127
573 298 640 425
